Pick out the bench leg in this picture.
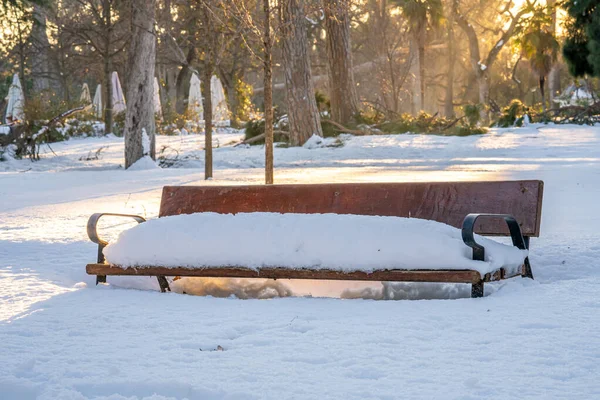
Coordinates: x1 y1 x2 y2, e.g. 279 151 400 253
471 282 484 298
522 237 534 279
157 276 171 293
95 244 107 285
522 258 534 279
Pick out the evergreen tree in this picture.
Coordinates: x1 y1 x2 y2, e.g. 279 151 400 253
562 0 600 77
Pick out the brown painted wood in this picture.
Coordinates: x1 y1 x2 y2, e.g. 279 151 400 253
87 264 484 283
159 181 543 236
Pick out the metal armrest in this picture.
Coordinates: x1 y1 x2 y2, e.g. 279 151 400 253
87 213 146 263
461 213 527 261
461 213 532 279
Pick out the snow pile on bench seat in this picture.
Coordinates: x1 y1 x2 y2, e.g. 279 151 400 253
103 212 528 276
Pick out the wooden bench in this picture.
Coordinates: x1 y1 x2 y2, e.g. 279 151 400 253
86 180 544 298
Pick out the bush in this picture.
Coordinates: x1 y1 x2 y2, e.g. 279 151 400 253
160 99 177 126
243 118 288 145
244 108 489 144
494 99 531 127
60 119 97 137
378 112 445 134
453 125 488 136
354 106 384 126
377 111 487 136
112 112 126 136
315 91 331 114
24 94 71 122
320 120 339 138
462 104 482 128
244 118 265 141
378 114 415 134
1 95 104 160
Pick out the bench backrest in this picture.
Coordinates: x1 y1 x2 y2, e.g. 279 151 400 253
159 181 544 237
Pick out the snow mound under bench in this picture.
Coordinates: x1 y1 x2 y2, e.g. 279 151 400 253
103 212 528 276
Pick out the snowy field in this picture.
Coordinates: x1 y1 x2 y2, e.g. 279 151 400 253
1 125 599 399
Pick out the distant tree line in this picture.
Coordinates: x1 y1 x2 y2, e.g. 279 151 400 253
1 0 598 173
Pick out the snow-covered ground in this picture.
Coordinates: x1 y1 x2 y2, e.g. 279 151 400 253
1 125 599 399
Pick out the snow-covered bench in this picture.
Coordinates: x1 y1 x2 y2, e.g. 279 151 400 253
86 181 544 298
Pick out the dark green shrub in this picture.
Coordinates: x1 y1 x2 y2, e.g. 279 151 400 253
378 114 415 133
320 120 340 137
375 111 487 136
315 91 331 113
453 126 488 136
112 112 126 136
495 99 530 127
353 107 383 126
244 118 288 145
462 104 482 128
244 119 265 141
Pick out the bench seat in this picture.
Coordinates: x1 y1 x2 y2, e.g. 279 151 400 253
86 263 525 284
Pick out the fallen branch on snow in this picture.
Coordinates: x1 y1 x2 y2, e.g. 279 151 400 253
320 119 379 136
32 105 88 141
234 130 289 146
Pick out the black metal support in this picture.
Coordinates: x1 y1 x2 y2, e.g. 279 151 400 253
471 282 484 298
522 236 533 279
157 276 171 292
87 213 146 285
462 213 534 281
96 245 107 284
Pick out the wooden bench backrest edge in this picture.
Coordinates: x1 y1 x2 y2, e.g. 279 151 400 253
159 181 544 237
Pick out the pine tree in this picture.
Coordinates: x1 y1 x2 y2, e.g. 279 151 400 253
562 0 600 77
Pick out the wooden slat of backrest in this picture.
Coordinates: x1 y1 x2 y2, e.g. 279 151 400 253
159 181 543 236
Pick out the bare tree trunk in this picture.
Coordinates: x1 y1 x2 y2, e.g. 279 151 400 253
103 59 113 133
175 67 191 115
324 0 358 125
30 5 50 93
16 19 26 99
103 0 113 134
547 0 560 105
409 38 419 114
455 5 528 123
166 68 178 106
264 0 274 184
548 67 560 106
202 68 213 179
540 76 547 114
220 69 242 129
158 0 178 113
222 77 239 127
507 55 526 103
417 25 426 112
219 35 247 128
281 0 323 146
124 0 156 168
478 73 490 123
30 5 61 96
444 1 456 118
201 7 214 180
175 48 197 114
